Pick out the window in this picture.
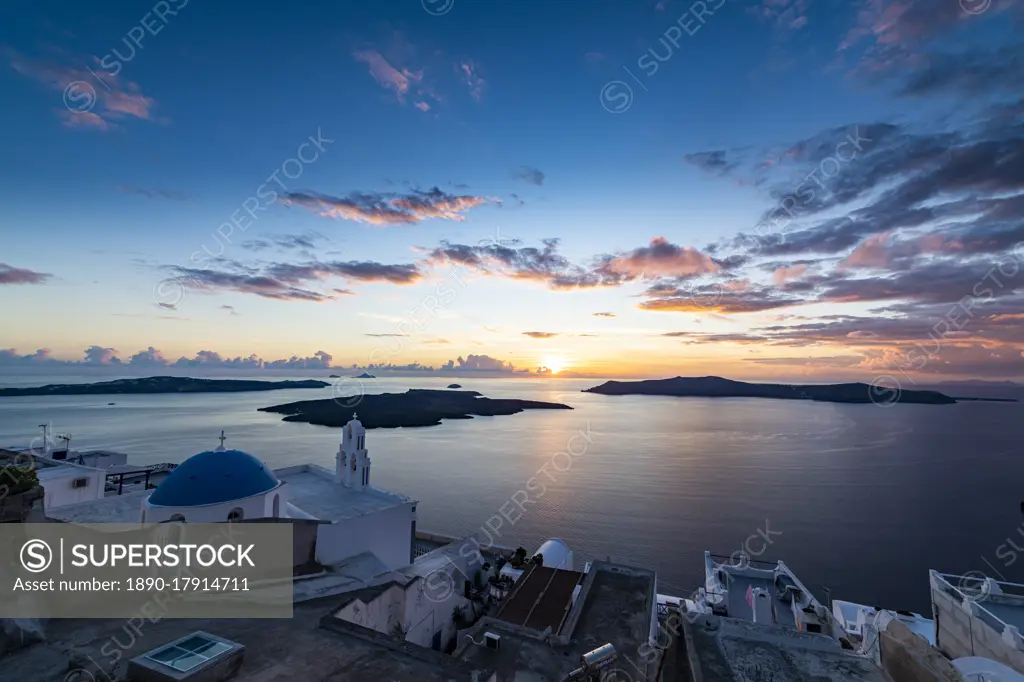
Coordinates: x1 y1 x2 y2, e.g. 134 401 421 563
71 477 89 489
227 507 244 522
272 494 280 517
145 634 234 673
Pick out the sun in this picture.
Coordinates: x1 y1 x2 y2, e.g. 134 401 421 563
542 356 568 374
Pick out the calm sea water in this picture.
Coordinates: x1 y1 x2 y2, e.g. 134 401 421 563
1 372 1021 613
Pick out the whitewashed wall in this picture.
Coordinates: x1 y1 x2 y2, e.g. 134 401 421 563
315 501 415 570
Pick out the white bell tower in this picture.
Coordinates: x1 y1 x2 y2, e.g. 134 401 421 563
336 413 371 490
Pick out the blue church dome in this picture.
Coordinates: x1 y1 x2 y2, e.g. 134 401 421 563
148 449 280 507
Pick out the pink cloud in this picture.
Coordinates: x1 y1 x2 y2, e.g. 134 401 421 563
456 60 485 102
601 237 720 278
353 50 417 101
104 89 155 119
414 101 431 112
58 109 109 130
7 49 159 130
772 264 808 285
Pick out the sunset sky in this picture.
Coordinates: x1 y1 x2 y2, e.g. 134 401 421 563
1 0 1021 381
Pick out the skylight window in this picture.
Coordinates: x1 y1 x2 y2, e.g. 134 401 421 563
145 634 234 673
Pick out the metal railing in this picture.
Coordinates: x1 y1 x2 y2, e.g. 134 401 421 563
105 464 176 495
933 571 1024 644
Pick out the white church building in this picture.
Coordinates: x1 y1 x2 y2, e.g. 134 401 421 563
52 415 418 571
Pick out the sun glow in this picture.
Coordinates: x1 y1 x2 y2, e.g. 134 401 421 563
541 355 569 374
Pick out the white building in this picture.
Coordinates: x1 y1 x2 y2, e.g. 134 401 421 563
330 538 484 652
52 415 419 571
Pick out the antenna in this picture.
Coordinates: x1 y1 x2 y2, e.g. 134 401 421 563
37 424 49 455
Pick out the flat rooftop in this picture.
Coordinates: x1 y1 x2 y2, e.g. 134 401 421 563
674 614 889 682
495 564 585 631
0 596 475 682
47 490 148 524
457 561 657 681
0 448 84 472
275 464 415 521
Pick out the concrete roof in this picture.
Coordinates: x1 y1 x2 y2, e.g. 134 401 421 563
275 464 415 521
495 564 585 631
674 614 890 682
46 490 148 524
0 596 476 682
457 561 658 681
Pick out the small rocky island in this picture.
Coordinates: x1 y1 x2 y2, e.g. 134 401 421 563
583 376 959 405
355 372 376 379
0 376 330 397
259 388 572 428
447 383 462 389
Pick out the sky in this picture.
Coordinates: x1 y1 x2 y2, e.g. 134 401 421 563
0 0 1022 382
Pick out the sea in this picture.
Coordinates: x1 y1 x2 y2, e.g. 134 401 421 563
1 371 1022 614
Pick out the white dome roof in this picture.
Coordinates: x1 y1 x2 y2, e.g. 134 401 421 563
535 538 573 570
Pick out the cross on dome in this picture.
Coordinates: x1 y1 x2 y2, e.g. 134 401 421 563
216 430 227 452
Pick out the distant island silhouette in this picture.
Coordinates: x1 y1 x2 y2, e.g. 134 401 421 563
0 376 329 397
582 376 970 405
355 372 376 379
259 388 571 428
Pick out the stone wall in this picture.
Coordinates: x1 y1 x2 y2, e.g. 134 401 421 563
932 579 1024 674
879 618 962 682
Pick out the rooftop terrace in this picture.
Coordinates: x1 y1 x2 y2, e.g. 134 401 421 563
0 596 475 682
674 614 889 682
46 489 148 524
457 561 657 681
275 464 415 521
494 563 585 632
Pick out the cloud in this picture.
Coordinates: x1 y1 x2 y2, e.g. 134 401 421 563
638 282 804 314
747 0 813 31
456 60 485 101
898 43 1024 99
7 48 159 130
239 232 327 253
264 350 333 369
427 238 597 289
268 260 422 285
597 237 719 278
58 110 109 130
0 263 51 285
220 305 239 316
592 312 617 317
513 166 545 186
281 188 498 224
0 348 61 365
523 331 559 339
129 346 167 366
117 186 187 201
772 264 808 285
442 354 515 371
839 0 1018 53
166 256 423 302
83 346 121 365
414 101 431 112
353 50 422 102
168 267 333 302
683 150 739 176
365 333 410 338
0 347 334 370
